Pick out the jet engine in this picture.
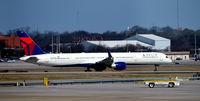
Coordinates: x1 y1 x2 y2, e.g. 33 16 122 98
111 62 126 70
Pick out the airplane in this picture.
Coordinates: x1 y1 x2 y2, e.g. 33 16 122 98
16 31 172 72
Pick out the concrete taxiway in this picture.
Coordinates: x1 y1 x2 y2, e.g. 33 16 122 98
0 81 200 101
1 71 200 75
0 60 200 74
0 60 200 71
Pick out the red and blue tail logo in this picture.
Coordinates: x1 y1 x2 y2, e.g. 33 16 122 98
17 31 45 56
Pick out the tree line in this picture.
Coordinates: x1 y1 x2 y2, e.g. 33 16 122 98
1 26 200 54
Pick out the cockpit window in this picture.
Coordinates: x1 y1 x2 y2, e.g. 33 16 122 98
166 56 168 58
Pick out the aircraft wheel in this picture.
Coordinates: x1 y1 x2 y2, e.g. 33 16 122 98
168 82 175 88
85 67 92 72
94 66 106 72
148 83 155 88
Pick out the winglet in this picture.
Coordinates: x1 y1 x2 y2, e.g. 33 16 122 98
16 31 45 56
107 49 112 57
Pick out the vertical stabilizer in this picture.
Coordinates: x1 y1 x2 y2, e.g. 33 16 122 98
17 31 44 56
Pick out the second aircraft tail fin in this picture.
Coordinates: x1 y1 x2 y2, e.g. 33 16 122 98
16 31 45 56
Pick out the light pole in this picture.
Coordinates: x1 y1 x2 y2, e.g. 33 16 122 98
51 34 54 53
195 33 197 55
126 26 130 52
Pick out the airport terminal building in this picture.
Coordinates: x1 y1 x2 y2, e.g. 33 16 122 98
82 34 171 52
163 51 190 61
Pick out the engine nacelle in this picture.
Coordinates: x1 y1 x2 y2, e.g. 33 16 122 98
111 62 126 70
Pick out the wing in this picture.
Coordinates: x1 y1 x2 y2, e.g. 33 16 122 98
87 50 114 71
95 55 113 67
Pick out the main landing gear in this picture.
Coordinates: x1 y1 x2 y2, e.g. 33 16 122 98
85 67 92 72
154 64 159 71
85 66 106 72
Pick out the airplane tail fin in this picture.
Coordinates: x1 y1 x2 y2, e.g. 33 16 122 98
16 31 45 56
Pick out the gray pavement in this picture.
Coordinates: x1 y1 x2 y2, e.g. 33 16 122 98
0 60 200 71
0 61 52 70
0 81 200 101
1 71 200 75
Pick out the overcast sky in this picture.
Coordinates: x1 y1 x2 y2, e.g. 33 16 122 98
0 0 200 33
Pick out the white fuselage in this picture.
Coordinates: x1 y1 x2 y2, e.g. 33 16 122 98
20 52 172 67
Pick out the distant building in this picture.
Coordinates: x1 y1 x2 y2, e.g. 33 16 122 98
0 35 20 48
72 36 103 42
82 40 152 51
82 34 171 51
163 51 190 60
126 34 171 51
